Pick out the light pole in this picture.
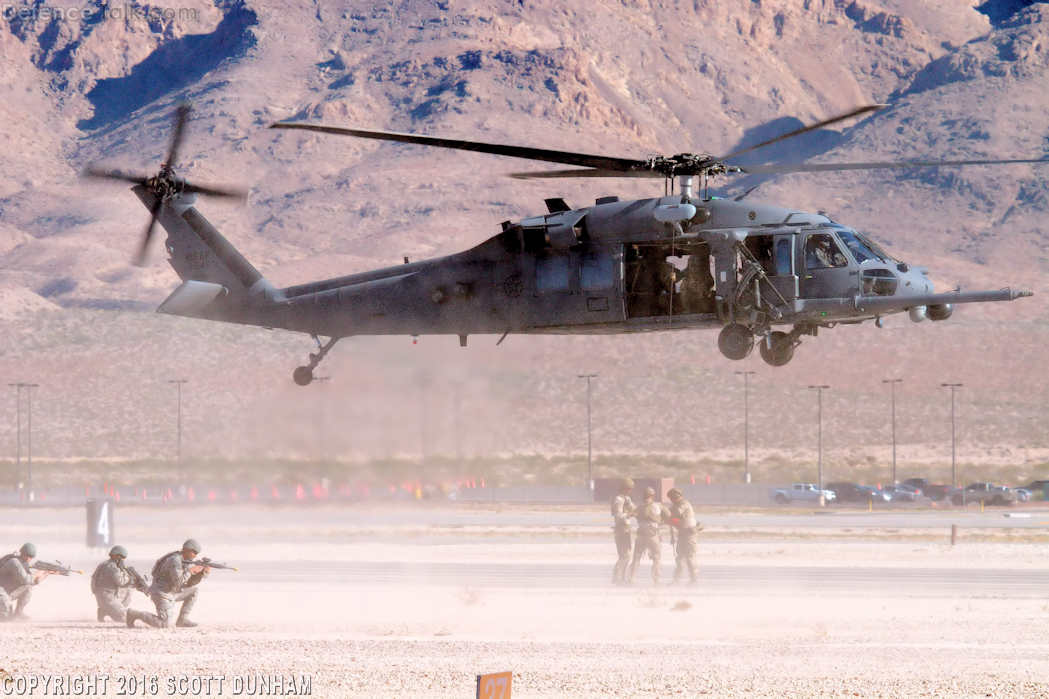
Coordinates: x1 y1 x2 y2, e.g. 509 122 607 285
882 379 903 484
578 374 597 502
168 380 188 493
735 371 755 484
942 383 963 491
808 385 830 506
8 383 24 490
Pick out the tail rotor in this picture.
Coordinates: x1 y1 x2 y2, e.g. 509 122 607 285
82 103 246 266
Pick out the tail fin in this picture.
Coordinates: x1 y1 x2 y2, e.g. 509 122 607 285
138 188 279 320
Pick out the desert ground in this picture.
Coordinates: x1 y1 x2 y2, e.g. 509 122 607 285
3 503 1049 697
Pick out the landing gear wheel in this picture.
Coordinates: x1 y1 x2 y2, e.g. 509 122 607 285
759 331 795 367
718 324 754 361
293 366 314 386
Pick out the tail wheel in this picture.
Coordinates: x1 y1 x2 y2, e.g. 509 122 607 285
952 494 964 507
718 324 754 361
992 494 1004 506
293 366 314 386
759 331 795 367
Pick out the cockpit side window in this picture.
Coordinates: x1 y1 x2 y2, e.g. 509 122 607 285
804 233 848 269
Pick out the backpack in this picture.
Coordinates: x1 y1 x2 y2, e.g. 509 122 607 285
90 561 107 595
152 552 181 578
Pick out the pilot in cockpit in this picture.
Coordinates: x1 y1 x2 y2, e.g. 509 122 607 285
805 234 848 269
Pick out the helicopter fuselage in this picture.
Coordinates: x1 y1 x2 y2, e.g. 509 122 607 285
149 189 1029 375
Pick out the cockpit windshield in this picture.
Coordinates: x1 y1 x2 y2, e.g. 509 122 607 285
855 231 898 263
835 228 880 264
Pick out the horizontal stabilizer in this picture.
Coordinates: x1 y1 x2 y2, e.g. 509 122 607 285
156 280 225 316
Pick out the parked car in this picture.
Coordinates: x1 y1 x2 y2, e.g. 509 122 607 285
902 478 950 501
1013 488 1032 503
825 482 866 503
768 483 837 505
952 482 1017 507
881 484 922 502
857 485 892 503
1021 480 1049 493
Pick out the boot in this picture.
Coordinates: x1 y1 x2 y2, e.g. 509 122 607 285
126 609 139 628
97 608 107 622
176 615 198 628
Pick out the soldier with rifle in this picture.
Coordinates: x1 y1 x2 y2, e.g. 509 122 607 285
92 545 149 623
0 543 53 621
128 539 234 629
667 488 702 586
610 477 636 585
626 487 671 587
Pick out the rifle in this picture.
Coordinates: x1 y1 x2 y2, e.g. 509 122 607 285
31 560 83 576
191 557 238 572
124 565 151 595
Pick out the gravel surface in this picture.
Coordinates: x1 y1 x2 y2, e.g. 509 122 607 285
2 505 1048 696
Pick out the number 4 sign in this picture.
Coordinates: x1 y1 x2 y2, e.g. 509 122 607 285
476 671 512 699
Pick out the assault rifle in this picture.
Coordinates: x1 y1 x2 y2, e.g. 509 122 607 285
124 565 151 595
31 560 82 576
192 557 238 572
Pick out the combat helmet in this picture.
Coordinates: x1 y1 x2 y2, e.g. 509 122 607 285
109 545 128 558
19 542 36 558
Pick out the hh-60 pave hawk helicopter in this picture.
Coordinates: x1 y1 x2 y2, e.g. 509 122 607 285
85 104 1036 385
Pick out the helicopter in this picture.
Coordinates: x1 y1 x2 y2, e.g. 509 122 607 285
84 104 1036 385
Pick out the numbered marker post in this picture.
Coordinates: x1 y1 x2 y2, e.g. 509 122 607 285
476 671 512 699
86 498 115 548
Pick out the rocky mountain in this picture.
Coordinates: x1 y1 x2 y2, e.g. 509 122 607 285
0 0 1046 479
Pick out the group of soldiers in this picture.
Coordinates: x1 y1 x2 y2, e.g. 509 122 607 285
0 539 212 628
611 478 701 586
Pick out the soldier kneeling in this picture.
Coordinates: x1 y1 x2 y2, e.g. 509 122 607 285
127 539 210 629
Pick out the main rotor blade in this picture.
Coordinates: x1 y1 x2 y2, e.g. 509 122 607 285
81 167 149 185
134 198 164 267
164 103 192 169
737 156 1049 175
270 123 643 172
181 182 249 200
510 168 665 180
717 104 887 164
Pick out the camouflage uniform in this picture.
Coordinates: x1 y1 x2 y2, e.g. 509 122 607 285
0 554 35 620
668 492 700 584
136 551 206 628
627 495 669 585
610 490 636 584
92 560 134 623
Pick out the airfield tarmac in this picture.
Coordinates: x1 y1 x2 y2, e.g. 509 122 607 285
3 504 1049 697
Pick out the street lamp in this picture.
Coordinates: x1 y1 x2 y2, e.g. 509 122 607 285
941 383 963 490
735 371 755 484
8 383 24 490
882 379 903 484
808 385 830 506
578 374 597 502
168 380 188 493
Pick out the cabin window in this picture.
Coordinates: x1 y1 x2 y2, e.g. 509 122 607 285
774 238 792 276
535 253 571 292
580 249 615 291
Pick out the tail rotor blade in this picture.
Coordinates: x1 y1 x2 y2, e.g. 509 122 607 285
81 167 149 186
181 182 248 200
164 103 192 169
134 198 164 267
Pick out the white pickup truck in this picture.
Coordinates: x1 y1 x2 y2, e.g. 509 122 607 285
769 483 837 505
